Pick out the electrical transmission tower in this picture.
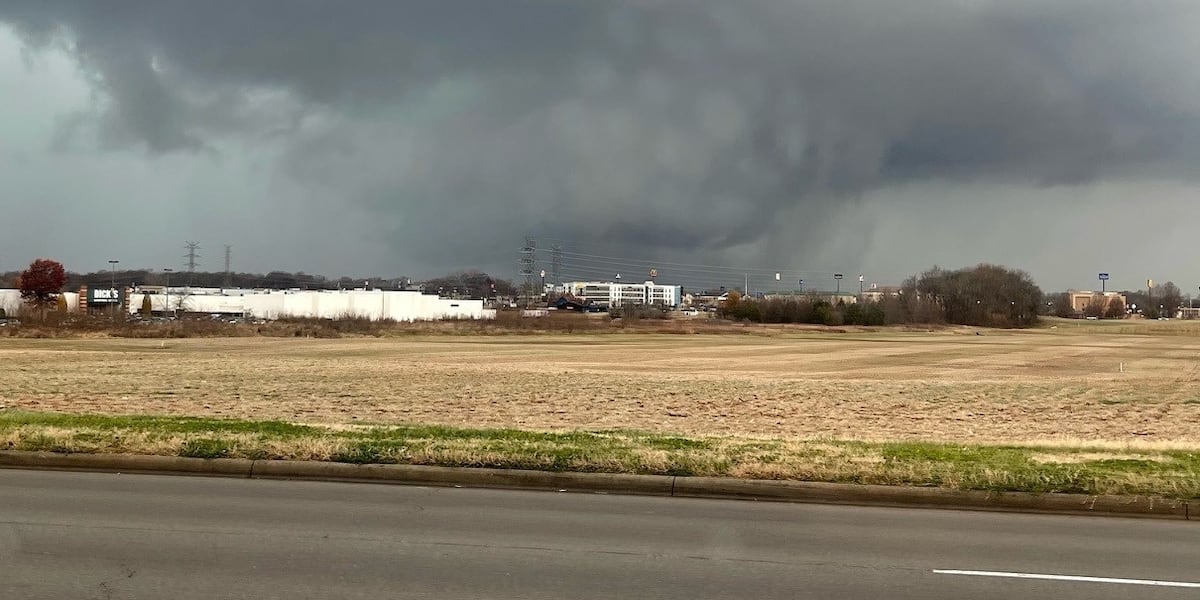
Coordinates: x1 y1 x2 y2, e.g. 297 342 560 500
519 236 536 308
551 244 562 291
223 245 232 288
184 241 201 286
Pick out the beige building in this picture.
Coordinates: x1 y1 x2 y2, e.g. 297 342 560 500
1068 291 1127 313
861 286 902 303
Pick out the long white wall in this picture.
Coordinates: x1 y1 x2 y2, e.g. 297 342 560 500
0 290 80 314
127 289 487 322
0 289 20 315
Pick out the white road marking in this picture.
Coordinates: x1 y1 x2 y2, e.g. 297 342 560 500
933 570 1200 588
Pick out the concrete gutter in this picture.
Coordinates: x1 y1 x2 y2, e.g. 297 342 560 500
0 451 1190 520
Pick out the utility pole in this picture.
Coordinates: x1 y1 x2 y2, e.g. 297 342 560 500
1147 279 1154 318
108 260 120 317
164 268 173 319
223 245 232 288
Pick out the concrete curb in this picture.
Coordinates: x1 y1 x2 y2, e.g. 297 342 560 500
250 459 676 496
0 451 253 477
671 476 1191 519
0 451 1190 520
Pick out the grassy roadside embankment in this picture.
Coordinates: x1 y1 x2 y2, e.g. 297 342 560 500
3 411 1197 498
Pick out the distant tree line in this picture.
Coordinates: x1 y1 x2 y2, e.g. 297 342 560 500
419 271 518 298
722 264 1044 328
1 268 518 299
1126 282 1188 318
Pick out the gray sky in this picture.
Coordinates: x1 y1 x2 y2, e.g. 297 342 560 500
1 0 1198 292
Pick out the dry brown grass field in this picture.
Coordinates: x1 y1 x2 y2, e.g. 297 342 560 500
2 323 1199 447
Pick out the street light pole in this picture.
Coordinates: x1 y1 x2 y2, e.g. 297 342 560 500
1147 279 1153 318
834 273 843 296
164 268 173 319
108 260 119 317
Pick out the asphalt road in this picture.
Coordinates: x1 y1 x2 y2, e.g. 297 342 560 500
1 469 1197 600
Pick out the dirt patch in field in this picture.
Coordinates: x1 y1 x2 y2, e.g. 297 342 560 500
2 331 1199 446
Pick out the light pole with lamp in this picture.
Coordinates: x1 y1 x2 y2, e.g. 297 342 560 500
164 268 174 319
107 260 119 317
1147 279 1154 318
834 273 843 296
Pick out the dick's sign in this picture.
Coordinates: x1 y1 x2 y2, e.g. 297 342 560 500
88 287 123 304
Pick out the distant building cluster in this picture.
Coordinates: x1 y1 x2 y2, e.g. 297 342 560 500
559 280 682 308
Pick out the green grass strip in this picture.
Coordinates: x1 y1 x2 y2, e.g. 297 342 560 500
1 410 1196 498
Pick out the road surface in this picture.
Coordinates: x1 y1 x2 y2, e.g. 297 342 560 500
1 469 1197 599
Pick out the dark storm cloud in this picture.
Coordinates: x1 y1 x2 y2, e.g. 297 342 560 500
3 0 1199 278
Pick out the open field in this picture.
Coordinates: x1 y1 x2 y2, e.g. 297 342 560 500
2 327 1199 446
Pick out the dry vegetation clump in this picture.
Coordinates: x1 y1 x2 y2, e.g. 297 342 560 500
0 309 940 339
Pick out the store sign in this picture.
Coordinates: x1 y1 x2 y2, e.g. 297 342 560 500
89 288 122 304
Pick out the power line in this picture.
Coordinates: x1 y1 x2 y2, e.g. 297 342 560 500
553 246 908 286
551 244 562 287
556 249 844 276
545 246 907 297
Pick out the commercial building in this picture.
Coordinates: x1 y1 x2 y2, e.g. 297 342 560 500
861 286 902 303
0 289 80 315
126 287 488 321
564 280 682 308
764 292 861 305
79 284 129 314
1068 291 1128 314
0 289 21 315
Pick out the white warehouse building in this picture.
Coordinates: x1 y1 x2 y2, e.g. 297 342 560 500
565 280 682 308
0 289 81 315
127 287 488 322
0 289 22 315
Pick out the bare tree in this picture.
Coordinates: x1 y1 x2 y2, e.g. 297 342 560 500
1046 292 1075 318
1160 281 1183 317
1083 294 1106 319
1104 296 1126 319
